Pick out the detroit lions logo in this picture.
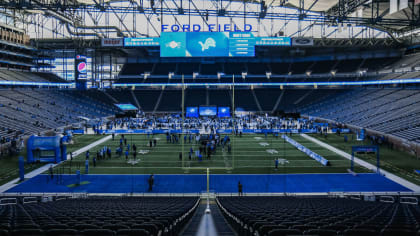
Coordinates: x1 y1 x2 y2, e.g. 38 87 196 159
198 38 216 51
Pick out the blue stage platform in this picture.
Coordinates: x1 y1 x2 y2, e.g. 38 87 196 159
6 173 411 194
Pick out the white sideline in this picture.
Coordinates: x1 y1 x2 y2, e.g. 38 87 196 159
0 135 113 193
300 133 420 192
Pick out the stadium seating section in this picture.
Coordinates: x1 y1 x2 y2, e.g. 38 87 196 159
118 58 399 78
104 88 342 113
1 84 419 144
0 197 199 236
300 89 420 142
0 89 116 141
217 196 420 236
0 70 67 83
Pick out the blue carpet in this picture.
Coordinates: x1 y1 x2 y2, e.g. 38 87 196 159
6 173 411 193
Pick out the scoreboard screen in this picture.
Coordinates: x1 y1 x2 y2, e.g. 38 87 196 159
114 104 137 110
199 106 217 116
218 107 231 117
186 107 199 117
123 33 292 57
160 32 256 57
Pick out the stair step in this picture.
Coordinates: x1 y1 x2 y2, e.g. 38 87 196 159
181 204 207 236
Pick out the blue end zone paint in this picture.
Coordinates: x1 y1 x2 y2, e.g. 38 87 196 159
416 170 420 174
6 173 411 193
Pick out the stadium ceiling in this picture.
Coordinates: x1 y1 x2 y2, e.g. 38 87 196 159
240 0 420 34
287 0 420 33
1 0 420 42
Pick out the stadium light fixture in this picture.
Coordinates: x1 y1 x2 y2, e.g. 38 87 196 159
306 71 312 77
242 72 247 79
168 72 174 79
143 72 150 80
266 71 272 79
358 69 367 76
330 70 337 76
217 72 224 79
193 72 199 79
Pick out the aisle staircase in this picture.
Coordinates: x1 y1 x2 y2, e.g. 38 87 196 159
181 198 236 236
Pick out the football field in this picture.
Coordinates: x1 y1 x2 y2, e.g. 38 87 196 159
56 133 368 175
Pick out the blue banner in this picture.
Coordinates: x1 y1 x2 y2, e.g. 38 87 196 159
242 129 317 134
72 130 85 134
216 129 233 134
100 129 200 134
314 123 329 127
282 134 329 166
98 129 320 135
331 128 350 133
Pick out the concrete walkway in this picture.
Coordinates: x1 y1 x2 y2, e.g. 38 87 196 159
195 204 218 236
0 135 113 193
300 133 420 192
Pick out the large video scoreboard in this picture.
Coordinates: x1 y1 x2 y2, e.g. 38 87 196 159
123 32 291 57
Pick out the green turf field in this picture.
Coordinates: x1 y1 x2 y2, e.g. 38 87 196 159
309 133 420 185
4 132 419 187
55 133 368 175
0 135 105 186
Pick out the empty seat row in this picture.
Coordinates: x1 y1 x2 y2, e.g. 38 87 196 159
0 196 200 236
217 196 420 236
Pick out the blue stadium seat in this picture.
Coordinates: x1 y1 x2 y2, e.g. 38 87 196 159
267 229 302 236
116 229 149 236
81 229 115 236
45 229 78 236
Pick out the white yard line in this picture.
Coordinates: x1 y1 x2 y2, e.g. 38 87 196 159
0 135 113 193
300 134 420 192
67 135 113 159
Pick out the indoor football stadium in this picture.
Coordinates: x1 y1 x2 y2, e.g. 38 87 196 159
0 0 420 235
